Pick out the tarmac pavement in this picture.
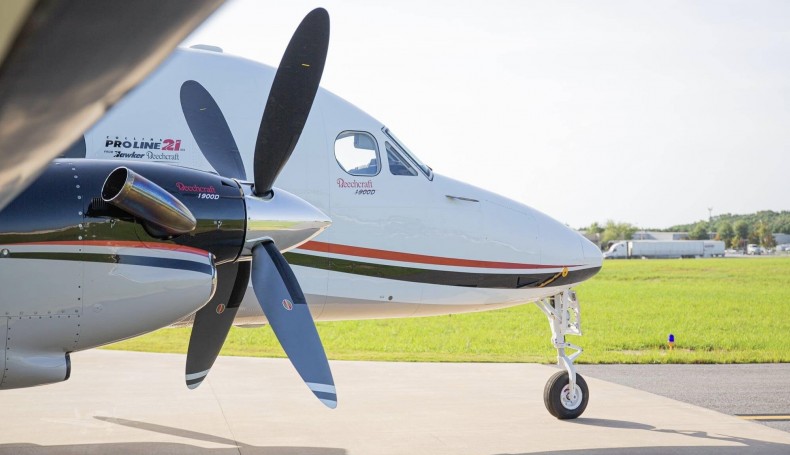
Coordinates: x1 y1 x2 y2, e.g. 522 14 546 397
0 350 789 454
578 364 790 433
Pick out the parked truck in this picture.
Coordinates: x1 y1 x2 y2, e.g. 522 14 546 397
603 240 725 259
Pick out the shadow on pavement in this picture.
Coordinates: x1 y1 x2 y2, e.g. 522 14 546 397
0 416 346 455
496 417 790 455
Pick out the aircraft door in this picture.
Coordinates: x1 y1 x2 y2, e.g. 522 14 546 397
329 130 434 228
322 130 431 315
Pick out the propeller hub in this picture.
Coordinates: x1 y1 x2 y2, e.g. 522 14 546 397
240 183 330 257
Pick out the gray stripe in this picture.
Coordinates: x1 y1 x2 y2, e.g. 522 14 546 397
306 382 336 394
185 369 210 381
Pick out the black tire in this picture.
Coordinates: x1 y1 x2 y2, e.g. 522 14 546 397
543 370 589 419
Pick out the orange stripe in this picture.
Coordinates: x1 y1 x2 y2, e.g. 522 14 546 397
298 241 572 270
6 240 209 256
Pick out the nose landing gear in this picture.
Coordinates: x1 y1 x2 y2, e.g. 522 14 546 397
537 290 589 419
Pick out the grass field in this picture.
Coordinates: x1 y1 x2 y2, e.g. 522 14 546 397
106 257 790 364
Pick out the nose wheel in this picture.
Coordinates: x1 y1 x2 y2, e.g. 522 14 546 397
537 290 588 419
544 370 589 419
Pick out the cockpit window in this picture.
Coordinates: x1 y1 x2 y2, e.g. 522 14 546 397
382 127 433 180
386 142 417 176
334 131 380 176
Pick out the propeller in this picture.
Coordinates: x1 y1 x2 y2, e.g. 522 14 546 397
185 262 250 389
252 241 336 408
252 7 330 195
181 8 335 408
180 80 247 180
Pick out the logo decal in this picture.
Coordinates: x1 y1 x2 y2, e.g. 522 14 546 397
282 299 293 311
177 182 219 200
336 178 376 195
176 182 217 193
104 136 185 161
216 304 225 314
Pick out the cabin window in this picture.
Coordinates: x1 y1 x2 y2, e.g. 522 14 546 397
386 142 417 176
334 131 380 176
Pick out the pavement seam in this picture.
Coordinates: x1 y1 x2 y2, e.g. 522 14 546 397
208 376 243 455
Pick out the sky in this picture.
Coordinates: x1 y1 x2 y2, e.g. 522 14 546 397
183 0 790 229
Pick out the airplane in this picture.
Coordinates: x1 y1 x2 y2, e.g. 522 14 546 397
0 7 603 420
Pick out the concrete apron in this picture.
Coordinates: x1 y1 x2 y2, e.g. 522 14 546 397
0 350 788 455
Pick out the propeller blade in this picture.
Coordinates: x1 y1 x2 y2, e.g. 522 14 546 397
185 261 251 389
251 241 336 408
180 80 247 180
253 8 329 195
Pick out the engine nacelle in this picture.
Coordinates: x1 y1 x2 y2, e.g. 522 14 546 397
0 315 75 389
0 351 70 390
0 159 234 374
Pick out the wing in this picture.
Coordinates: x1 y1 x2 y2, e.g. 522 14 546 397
0 0 224 211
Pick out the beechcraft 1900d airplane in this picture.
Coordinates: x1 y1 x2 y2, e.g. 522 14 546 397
0 7 602 419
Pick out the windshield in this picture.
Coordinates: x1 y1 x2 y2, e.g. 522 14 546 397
382 127 433 180
385 142 418 176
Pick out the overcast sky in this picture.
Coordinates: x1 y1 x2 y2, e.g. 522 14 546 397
183 0 790 229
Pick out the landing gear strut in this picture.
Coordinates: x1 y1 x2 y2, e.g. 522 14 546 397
537 290 589 419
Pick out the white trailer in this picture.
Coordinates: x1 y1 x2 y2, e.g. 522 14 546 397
703 240 725 257
604 240 725 259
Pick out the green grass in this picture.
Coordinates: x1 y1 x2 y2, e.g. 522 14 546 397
105 257 790 364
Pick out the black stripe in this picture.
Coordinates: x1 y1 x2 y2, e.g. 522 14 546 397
10 252 213 275
186 377 205 387
283 252 600 289
118 255 213 275
12 252 116 263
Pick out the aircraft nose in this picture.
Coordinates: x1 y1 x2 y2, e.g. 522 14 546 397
479 192 602 283
532 210 603 282
581 235 604 268
535 212 585 266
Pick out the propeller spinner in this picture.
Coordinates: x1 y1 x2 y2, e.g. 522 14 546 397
180 8 335 408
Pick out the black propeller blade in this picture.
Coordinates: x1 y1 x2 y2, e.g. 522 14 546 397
251 241 336 408
180 8 335 408
253 8 330 195
185 262 251 389
180 80 247 180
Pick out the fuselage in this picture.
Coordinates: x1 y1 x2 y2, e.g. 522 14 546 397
0 46 602 389
75 47 603 324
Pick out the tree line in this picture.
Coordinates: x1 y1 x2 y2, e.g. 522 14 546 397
668 210 790 235
582 210 789 249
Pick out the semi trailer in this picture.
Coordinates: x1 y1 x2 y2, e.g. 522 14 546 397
603 240 725 259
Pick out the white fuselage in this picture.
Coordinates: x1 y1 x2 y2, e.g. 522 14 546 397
79 47 603 325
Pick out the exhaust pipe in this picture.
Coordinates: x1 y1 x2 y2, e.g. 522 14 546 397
102 167 196 235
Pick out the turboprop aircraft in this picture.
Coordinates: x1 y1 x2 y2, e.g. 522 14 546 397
0 8 603 419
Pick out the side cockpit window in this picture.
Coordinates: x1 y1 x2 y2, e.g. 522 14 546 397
335 131 380 176
382 127 433 180
386 142 417 176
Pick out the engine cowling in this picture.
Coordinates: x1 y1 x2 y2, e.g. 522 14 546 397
0 351 70 390
0 159 240 381
0 315 73 389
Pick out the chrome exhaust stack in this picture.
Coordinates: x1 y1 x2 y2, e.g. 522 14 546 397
102 167 197 235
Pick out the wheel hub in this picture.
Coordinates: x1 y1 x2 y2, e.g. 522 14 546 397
560 384 583 410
